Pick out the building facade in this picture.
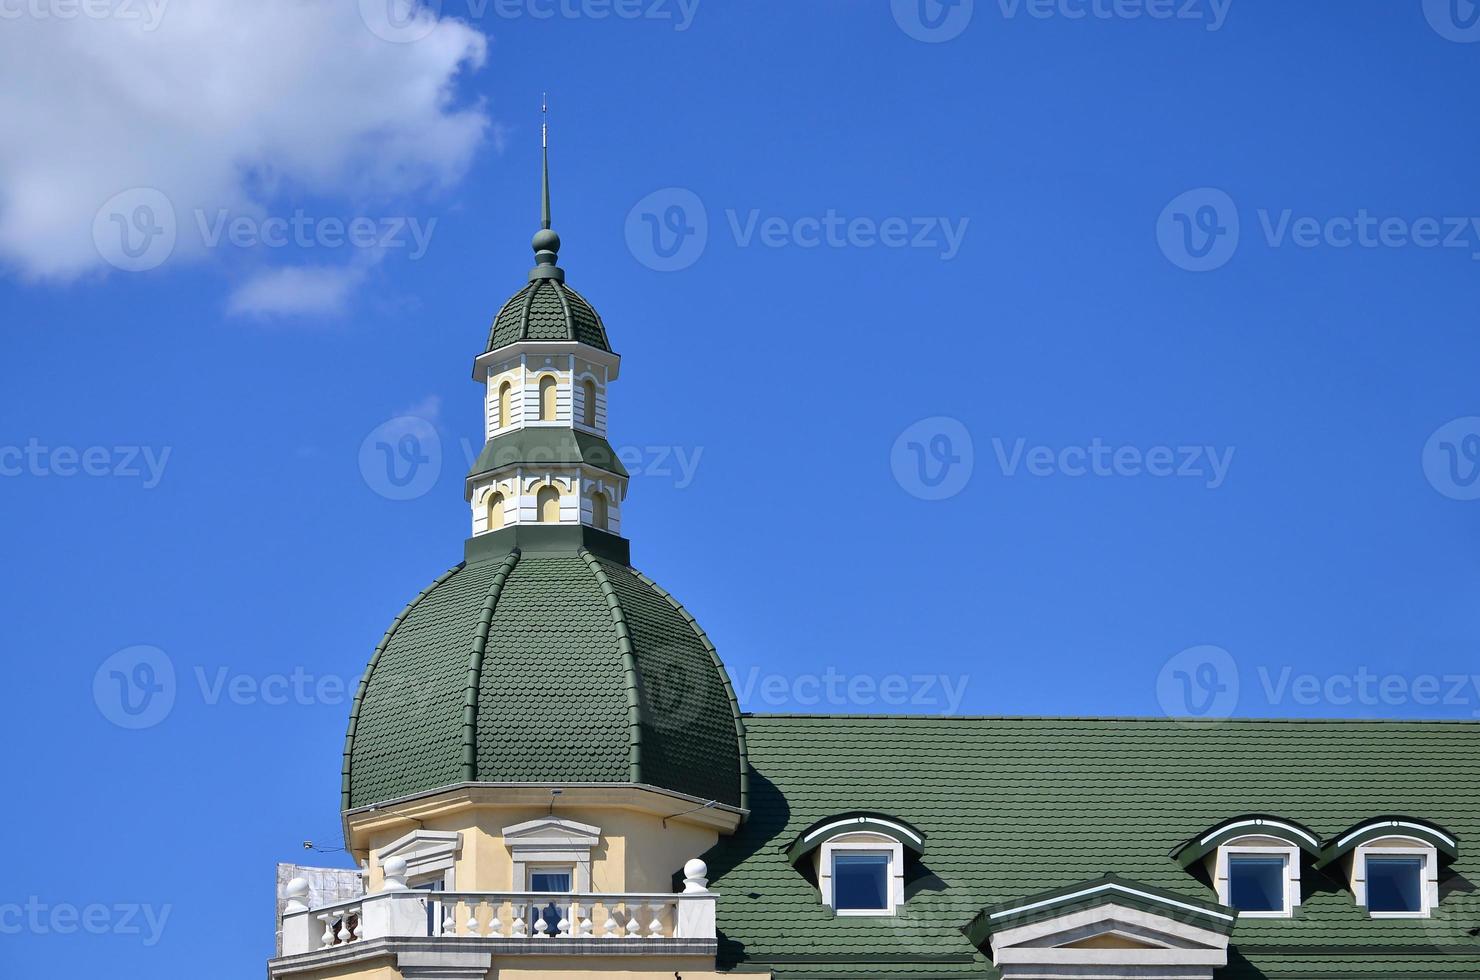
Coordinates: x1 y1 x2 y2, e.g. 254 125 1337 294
268 180 1480 980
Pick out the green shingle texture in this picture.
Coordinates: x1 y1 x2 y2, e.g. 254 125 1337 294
486 278 611 353
705 715 1480 980
342 549 745 812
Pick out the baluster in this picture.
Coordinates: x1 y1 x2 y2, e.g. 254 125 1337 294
533 905 550 938
511 902 528 938
443 901 458 936
647 903 664 938
318 913 335 948
351 909 364 941
577 902 594 938
556 903 571 937
488 900 504 938
466 901 483 938
601 903 622 938
623 902 641 939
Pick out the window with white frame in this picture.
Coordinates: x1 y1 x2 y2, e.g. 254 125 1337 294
1354 838 1437 917
819 834 904 916
1214 837 1301 917
527 865 574 936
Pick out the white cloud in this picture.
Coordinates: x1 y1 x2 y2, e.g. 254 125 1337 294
0 0 488 281
225 264 368 317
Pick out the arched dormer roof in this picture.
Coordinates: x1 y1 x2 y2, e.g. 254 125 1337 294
1170 814 1322 868
1314 816 1459 869
784 810 926 864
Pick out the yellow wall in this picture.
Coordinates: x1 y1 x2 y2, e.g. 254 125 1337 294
363 802 720 894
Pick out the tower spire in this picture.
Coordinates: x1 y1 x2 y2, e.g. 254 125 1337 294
530 94 563 281
540 93 551 231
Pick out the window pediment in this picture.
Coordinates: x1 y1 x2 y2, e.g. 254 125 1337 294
966 875 1234 980
1170 814 1321 868
783 810 925 864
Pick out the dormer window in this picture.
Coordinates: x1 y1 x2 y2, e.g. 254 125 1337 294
1227 854 1287 913
784 812 925 918
1365 856 1424 914
1171 816 1321 919
1315 817 1457 919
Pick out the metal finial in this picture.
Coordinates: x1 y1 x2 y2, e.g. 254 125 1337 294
529 94 562 281
540 94 550 231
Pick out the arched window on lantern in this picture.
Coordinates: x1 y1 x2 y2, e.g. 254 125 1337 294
537 486 561 523
581 378 598 428
497 381 513 430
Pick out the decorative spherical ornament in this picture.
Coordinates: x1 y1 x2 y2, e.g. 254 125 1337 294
532 228 561 255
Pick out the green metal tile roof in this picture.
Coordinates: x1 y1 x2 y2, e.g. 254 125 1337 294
706 714 1480 980
486 278 611 353
465 426 628 483
341 548 746 812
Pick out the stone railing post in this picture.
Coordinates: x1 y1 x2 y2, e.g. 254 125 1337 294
280 878 319 956
675 859 716 940
358 858 429 941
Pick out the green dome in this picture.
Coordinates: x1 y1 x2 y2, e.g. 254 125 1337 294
342 546 747 812
485 278 612 353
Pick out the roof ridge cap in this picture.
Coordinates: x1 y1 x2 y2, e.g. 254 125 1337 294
551 279 575 338
518 279 541 343
630 566 750 813
578 549 643 785
460 549 521 782
342 562 465 812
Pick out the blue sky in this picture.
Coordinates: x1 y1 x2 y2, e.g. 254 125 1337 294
4 0 1480 974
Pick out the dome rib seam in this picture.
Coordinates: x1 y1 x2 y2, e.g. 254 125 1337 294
578 548 644 784
518 280 540 343
552 281 574 338
342 562 465 812
630 567 751 814
460 549 521 783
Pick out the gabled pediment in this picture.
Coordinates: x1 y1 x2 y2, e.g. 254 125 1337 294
500 816 601 848
965 875 1234 980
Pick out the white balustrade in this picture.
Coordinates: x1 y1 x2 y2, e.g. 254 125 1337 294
279 860 715 956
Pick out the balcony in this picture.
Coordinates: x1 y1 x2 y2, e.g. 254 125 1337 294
272 857 718 978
